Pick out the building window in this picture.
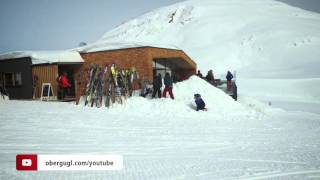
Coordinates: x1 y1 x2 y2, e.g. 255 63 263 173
0 73 3 88
2 72 23 87
4 73 14 87
15 73 22 86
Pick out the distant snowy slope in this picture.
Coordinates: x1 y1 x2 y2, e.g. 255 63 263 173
98 0 320 78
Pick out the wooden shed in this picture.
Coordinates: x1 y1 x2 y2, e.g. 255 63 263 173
0 57 33 99
0 51 84 100
32 63 83 100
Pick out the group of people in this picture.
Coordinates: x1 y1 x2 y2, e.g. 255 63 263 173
141 72 175 99
141 71 208 111
197 69 234 90
59 70 176 101
193 69 235 111
196 69 215 84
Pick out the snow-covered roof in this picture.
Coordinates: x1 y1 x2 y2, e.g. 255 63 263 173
0 42 180 65
75 41 180 53
0 50 84 65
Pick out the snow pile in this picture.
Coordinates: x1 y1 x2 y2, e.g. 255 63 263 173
0 50 84 65
97 76 245 119
0 95 9 102
173 76 238 108
79 76 246 119
97 0 320 78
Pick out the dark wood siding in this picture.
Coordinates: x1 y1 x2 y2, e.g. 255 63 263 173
0 57 33 99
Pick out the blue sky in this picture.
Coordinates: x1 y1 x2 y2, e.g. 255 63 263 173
0 0 183 53
0 0 319 53
278 0 320 13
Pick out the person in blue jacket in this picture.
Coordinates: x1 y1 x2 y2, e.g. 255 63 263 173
226 71 234 90
194 94 206 111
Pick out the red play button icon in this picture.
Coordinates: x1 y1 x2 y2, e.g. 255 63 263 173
16 154 38 171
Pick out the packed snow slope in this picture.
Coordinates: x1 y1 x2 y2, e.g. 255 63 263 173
1 77 320 179
97 0 320 78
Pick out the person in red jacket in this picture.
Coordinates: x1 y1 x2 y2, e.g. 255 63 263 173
58 72 71 100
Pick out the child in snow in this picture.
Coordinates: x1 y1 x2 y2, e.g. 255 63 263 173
194 94 206 111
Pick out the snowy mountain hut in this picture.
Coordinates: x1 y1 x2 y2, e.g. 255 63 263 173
75 42 197 103
0 43 196 101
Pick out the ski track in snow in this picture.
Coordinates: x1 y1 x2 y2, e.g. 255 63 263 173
0 96 320 179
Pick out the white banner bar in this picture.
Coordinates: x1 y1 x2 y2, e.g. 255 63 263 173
37 155 123 171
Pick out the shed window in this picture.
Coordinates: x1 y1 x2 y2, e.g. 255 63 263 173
3 72 22 87
15 73 22 86
0 73 3 87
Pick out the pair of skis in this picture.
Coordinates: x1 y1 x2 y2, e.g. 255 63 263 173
103 65 114 108
94 65 109 108
111 64 124 104
83 63 139 107
83 64 114 108
84 64 98 106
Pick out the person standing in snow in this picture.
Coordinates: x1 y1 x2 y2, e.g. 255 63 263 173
205 70 215 85
163 72 174 99
172 72 179 83
196 70 203 78
226 71 234 91
152 73 162 98
131 67 140 96
58 72 71 100
194 94 206 111
0 85 8 99
32 75 39 99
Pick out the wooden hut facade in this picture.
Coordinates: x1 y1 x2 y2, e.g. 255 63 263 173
0 44 197 101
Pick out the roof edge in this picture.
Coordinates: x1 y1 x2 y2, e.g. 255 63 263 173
79 46 182 54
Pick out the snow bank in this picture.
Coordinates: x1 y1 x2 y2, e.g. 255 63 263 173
0 50 84 65
238 78 320 103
